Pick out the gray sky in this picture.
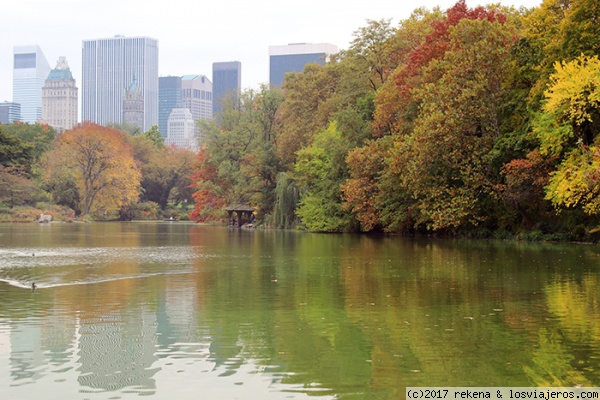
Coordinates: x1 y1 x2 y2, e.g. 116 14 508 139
1 0 542 107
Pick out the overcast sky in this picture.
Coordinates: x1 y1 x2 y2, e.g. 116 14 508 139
1 0 542 106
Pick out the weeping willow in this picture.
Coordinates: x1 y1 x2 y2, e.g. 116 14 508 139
273 172 300 229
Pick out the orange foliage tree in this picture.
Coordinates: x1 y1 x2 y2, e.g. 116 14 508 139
43 122 141 216
188 147 228 222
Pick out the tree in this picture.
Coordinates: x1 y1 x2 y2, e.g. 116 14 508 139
0 165 43 208
42 122 141 216
191 86 283 220
295 122 357 232
495 150 556 228
344 19 396 91
0 127 34 170
143 125 165 147
141 144 196 210
342 139 387 231
0 122 55 163
534 56 600 215
189 147 228 222
388 14 515 231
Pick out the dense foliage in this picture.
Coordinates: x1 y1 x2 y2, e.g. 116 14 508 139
189 0 600 240
0 121 194 221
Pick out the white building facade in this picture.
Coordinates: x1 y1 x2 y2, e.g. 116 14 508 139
181 75 212 135
82 36 158 131
13 45 51 123
42 57 78 132
166 108 198 152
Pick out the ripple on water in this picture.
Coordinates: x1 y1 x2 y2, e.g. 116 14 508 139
0 245 224 289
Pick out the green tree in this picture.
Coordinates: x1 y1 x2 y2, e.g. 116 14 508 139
197 85 283 218
0 126 34 170
143 125 165 147
295 122 357 232
141 145 196 210
1 122 55 163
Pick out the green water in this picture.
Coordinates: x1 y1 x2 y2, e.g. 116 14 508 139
0 222 599 399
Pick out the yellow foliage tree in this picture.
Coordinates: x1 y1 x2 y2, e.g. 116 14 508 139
43 122 141 216
536 56 600 214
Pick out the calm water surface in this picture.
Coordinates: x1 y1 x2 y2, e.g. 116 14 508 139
0 222 599 399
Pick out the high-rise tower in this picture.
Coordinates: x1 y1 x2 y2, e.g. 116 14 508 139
13 45 51 123
42 56 78 132
212 61 241 116
158 76 182 137
82 36 158 131
269 43 338 87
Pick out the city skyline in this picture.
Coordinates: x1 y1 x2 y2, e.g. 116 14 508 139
0 0 542 112
82 36 158 131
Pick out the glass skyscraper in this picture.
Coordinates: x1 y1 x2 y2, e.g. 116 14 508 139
212 61 241 116
269 43 338 87
13 45 51 123
158 76 182 137
82 36 158 131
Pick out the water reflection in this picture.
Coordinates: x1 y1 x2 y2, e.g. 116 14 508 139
0 223 599 399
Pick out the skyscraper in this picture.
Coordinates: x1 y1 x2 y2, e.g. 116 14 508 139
181 75 212 134
82 36 158 131
158 76 182 137
269 43 338 87
13 45 51 123
212 61 241 116
42 56 78 132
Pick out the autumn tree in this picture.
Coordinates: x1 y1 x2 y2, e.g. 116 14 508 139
342 138 388 231
192 85 283 219
189 147 228 222
535 55 600 215
43 122 141 216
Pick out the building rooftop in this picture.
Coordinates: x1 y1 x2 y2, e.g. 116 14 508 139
47 56 74 81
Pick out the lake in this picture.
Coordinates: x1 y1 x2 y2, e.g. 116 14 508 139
0 222 599 399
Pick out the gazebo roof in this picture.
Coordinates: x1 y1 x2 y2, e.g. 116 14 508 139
225 204 254 212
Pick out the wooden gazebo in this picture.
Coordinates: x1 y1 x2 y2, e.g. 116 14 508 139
225 204 255 228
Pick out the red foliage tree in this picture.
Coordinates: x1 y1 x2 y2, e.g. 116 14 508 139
188 147 228 222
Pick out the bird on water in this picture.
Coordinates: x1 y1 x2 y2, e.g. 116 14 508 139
31 282 37 291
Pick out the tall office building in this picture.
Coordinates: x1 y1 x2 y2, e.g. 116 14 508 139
212 61 241 116
158 76 182 137
269 43 338 87
166 108 197 152
0 102 21 123
181 75 212 134
82 36 158 131
42 56 78 132
13 45 51 123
